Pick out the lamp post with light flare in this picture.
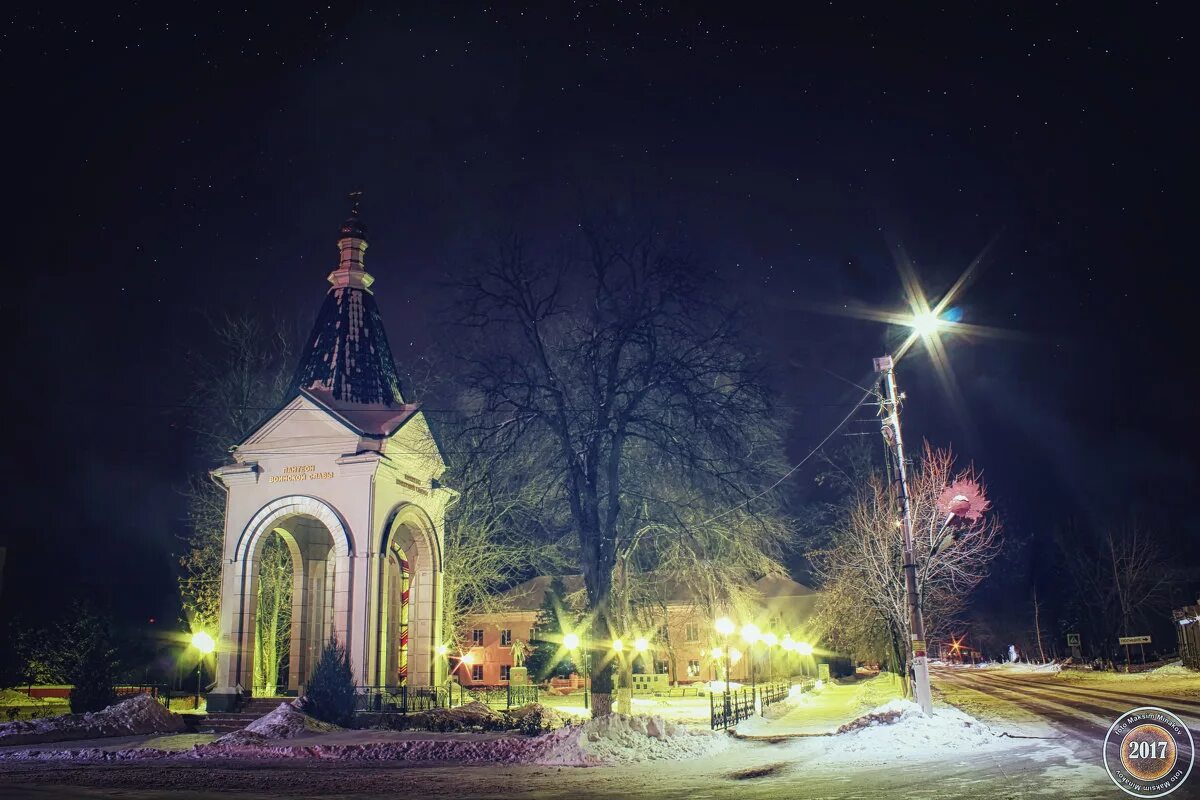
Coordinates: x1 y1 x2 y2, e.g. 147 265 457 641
874 353 933 714
190 631 215 710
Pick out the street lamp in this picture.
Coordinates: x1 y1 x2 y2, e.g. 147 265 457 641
796 640 813 680
190 631 215 710
762 632 778 682
714 617 734 696
740 623 760 691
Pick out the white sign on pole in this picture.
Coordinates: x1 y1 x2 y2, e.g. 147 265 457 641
1117 635 1151 645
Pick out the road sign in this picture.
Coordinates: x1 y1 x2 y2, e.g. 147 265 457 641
1066 633 1080 647
1118 635 1151 645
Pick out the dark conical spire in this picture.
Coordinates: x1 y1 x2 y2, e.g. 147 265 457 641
288 194 405 407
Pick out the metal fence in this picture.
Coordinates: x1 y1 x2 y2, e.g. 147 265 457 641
709 687 756 730
506 684 539 708
355 683 539 714
355 685 450 714
757 681 790 713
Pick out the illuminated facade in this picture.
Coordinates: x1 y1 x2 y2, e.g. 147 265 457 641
208 202 452 711
462 575 820 686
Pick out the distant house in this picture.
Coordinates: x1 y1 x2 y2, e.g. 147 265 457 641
459 574 821 686
1175 598 1200 670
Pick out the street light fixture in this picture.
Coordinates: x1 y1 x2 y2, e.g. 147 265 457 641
190 631 215 711
714 617 734 696
740 623 760 691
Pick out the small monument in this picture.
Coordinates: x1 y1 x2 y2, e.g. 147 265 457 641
509 639 529 686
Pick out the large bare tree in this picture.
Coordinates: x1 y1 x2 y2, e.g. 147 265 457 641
813 444 1002 683
1061 521 1168 655
177 315 294 647
454 228 787 714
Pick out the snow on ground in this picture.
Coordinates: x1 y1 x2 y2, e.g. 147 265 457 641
214 701 341 745
980 661 1063 674
535 713 728 766
734 681 827 736
0 694 184 747
794 698 1010 764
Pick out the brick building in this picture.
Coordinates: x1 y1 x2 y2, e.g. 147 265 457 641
458 574 821 687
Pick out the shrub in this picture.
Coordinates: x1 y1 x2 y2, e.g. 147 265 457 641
298 636 356 726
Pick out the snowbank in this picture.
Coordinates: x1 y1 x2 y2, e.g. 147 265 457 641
814 699 1001 762
983 661 1062 675
0 694 184 747
214 701 340 745
536 713 728 766
1146 661 1195 676
194 712 726 766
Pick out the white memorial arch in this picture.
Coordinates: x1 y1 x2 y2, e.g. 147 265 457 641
207 201 453 711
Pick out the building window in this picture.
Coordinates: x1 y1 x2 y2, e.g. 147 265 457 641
500 629 512 647
472 629 484 646
471 664 484 682
654 659 669 674
687 659 700 678
685 623 700 642
500 665 511 681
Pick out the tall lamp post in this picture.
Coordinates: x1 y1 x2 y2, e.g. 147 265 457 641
190 632 215 710
740 623 760 692
875 355 933 714
714 617 735 696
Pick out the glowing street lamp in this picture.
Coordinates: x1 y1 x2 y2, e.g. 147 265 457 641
740 623 761 690
563 632 580 651
190 631 215 710
714 617 734 695
796 641 813 656
611 638 624 653
633 637 649 653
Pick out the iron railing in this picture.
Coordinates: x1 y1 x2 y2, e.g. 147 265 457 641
758 681 790 713
506 684 539 708
355 683 539 714
709 687 756 730
355 685 450 714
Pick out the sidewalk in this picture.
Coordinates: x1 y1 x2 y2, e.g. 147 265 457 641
736 675 905 738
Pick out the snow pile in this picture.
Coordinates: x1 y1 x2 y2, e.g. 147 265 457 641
536 713 729 766
815 699 1001 762
214 701 340 745
1146 661 1194 676
0 694 184 747
993 661 1062 674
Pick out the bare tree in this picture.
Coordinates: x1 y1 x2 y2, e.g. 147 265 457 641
1062 521 1168 652
454 229 786 715
440 430 571 650
253 533 292 695
178 315 295 646
813 444 1002 684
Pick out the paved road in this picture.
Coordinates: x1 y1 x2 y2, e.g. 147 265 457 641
934 668 1200 742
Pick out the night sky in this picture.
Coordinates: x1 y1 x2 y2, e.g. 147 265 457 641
3 3 1195 643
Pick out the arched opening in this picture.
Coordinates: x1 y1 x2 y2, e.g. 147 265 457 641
379 542 411 686
377 506 441 688
242 514 339 695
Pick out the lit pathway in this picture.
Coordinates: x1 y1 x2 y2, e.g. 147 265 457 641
736 676 904 738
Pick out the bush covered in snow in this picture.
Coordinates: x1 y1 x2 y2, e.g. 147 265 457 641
505 703 566 734
0 693 184 747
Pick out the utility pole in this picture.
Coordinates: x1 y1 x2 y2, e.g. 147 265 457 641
874 355 933 715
